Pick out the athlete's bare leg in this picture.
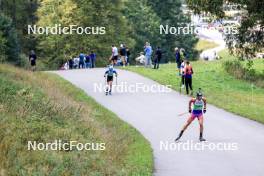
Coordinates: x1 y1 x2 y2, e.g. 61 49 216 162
107 81 112 90
198 116 206 141
182 116 194 131
198 116 204 133
106 80 112 94
108 81 113 94
175 116 194 141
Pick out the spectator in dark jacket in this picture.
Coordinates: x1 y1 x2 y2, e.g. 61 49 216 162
120 44 127 67
126 48 130 66
154 47 162 69
85 54 91 68
175 47 181 75
90 51 96 68
68 58 74 69
29 50 37 72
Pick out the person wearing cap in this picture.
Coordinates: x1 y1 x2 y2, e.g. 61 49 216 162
175 47 181 75
175 89 207 142
104 65 118 95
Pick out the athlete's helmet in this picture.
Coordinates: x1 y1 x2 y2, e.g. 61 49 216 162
109 65 114 71
196 92 203 97
196 88 203 98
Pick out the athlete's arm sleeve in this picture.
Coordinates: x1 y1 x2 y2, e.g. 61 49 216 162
203 98 207 110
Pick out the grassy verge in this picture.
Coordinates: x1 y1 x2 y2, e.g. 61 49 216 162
124 60 264 124
219 50 264 73
220 50 264 87
0 64 153 175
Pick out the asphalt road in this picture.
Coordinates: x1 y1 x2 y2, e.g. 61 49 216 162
55 68 264 176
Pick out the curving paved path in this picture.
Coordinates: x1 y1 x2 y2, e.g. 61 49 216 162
54 68 264 176
198 28 226 60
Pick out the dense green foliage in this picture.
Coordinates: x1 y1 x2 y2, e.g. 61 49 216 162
1 0 198 69
36 0 134 69
223 58 264 88
0 0 38 53
148 0 198 60
123 0 162 59
0 14 20 63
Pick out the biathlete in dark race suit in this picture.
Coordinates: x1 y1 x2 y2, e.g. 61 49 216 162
104 65 117 95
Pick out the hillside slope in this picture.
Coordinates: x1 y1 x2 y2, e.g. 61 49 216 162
0 64 153 175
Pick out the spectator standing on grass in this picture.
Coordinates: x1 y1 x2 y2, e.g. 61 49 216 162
73 57 79 69
126 48 130 66
90 51 96 68
175 47 181 75
111 45 118 65
68 58 74 69
181 48 188 60
144 42 152 68
29 50 37 71
85 54 91 68
180 60 186 88
120 44 127 67
154 46 162 69
184 61 193 95
79 52 85 69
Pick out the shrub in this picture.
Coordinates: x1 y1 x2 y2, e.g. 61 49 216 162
223 59 264 87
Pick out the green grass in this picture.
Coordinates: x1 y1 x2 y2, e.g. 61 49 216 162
0 64 153 175
252 59 264 74
124 60 264 124
195 39 219 52
219 50 264 87
219 50 264 74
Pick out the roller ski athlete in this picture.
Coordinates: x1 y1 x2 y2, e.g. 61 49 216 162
104 65 117 96
175 89 207 142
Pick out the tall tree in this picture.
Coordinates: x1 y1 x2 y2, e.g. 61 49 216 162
123 0 162 60
36 0 133 68
148 0 198 61
0 14 20 63
0 0 38 53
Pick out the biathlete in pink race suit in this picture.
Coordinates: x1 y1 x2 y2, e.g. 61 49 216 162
175 90 207 142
